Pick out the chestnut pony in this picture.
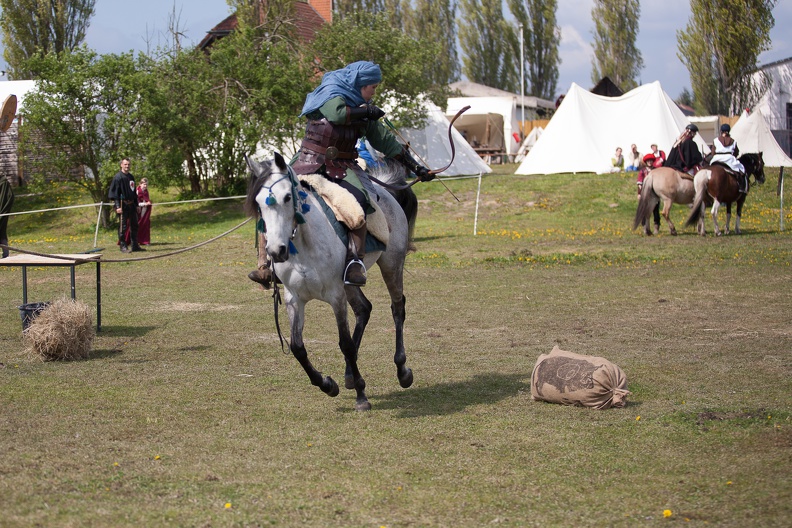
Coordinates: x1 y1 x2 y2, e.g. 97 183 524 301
685 153 765 236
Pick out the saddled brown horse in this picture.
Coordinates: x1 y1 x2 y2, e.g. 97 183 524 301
685 153 765 236
633 167 701 235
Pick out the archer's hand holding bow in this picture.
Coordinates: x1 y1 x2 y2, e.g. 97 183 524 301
396 147 434 181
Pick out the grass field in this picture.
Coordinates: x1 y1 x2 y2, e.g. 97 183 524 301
1 165 790 527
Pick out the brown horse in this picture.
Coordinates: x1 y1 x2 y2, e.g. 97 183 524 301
633 167 701 235
685 153 765 236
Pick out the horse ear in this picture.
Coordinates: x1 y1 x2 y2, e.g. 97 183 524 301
245 154 263 176
273 151 288 171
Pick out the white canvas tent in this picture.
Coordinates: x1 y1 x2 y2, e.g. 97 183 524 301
515 81 706 175
731 108 792 167
446 96 521 158
399 101 491 176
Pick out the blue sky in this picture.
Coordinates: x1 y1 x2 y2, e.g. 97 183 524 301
3 0 791 101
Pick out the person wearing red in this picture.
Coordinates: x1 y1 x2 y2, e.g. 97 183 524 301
136 178 152 245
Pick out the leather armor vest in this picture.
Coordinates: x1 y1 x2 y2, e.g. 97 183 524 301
292 118 363 180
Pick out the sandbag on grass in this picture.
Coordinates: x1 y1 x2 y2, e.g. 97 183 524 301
531 346 630 409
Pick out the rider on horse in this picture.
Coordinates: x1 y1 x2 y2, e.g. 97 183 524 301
248 61 432 288
665 123 703 176
710 123 747 194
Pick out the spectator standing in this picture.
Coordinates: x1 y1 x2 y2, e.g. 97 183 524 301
108 158 145 253
0 174 13 258
136 178 152 245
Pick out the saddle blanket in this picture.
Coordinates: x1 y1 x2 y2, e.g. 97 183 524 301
298 173 390 250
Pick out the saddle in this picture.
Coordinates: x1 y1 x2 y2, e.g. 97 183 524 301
297 173 390 247
710 161 743 180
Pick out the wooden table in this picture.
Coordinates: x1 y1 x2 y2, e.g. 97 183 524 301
0 253 103 331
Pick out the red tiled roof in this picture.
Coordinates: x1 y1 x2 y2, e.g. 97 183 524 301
198 1 328 51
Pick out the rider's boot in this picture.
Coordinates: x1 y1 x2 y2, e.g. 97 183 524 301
248 231 277 289
344 224 367 286
738 173 747 194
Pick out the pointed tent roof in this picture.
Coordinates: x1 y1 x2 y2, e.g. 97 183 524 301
515 81 705 175
730 108 792 168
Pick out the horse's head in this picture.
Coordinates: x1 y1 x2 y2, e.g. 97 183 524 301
741 152 766 185
245 152 302 263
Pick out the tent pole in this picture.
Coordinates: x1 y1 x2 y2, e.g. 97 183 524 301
474 172 482 235
779 167 785 231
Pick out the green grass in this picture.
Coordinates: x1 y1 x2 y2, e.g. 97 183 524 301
1 165 790 526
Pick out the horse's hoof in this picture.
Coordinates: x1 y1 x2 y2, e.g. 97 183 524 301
344 375 355 390
355 400 372 412
670 230 677 236
399 368 414 388
322 376 339 397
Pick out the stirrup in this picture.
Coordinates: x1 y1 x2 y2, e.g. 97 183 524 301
343 258 367 286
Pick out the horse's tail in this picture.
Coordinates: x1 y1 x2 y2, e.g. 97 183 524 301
633 173 656 230
371 161 418 247
685 171 708 227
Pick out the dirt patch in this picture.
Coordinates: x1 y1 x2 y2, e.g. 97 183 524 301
696 409 767 425
151 301 240 313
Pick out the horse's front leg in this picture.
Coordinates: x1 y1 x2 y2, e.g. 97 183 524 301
344 287 373 390
735 198 745 234
287 297 339 398
331 298 370 411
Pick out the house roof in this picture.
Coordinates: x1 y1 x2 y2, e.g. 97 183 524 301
449 81 555 110
198 1 327 51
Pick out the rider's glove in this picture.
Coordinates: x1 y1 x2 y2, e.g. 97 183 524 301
396 147 434 181
348 104 385 121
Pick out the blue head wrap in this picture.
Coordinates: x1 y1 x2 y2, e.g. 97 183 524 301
300 61 382 117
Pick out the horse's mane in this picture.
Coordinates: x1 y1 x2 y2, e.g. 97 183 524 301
369 161 418 247
244 159 273 218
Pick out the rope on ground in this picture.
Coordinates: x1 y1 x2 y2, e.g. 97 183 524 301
1 217 252 264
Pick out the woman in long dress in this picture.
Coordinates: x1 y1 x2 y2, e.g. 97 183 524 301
136 178 152 245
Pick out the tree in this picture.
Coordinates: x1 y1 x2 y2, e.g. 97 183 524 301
0 0 96 79
590 0 643 91
403 0 460 86
307 10 444 129
458 0 518 92
676 87 694 108
20 47 148 226
507 0 560 100
677 0 776 115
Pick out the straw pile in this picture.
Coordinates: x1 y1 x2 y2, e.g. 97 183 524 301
23 298 94 361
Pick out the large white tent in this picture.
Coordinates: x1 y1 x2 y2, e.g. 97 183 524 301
446 96 521 158
515 81 705 175
730 108 792 168
399 101 491 176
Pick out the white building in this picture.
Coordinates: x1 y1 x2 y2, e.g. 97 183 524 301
750 56 792 155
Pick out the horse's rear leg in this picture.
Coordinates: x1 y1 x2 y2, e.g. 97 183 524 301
390 294 413 388
287 304 339 398
661 199 677 235
710 200 723 236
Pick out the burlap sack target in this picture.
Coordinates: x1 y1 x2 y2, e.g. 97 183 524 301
531 346 630 409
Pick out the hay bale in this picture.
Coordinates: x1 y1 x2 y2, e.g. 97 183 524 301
23 298 94 361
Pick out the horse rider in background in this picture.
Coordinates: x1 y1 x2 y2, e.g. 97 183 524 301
710 123 747 194
664 124 703 176
248 60 432 288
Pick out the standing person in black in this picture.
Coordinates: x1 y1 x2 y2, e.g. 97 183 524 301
0 174 14 258
108 158 145 253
